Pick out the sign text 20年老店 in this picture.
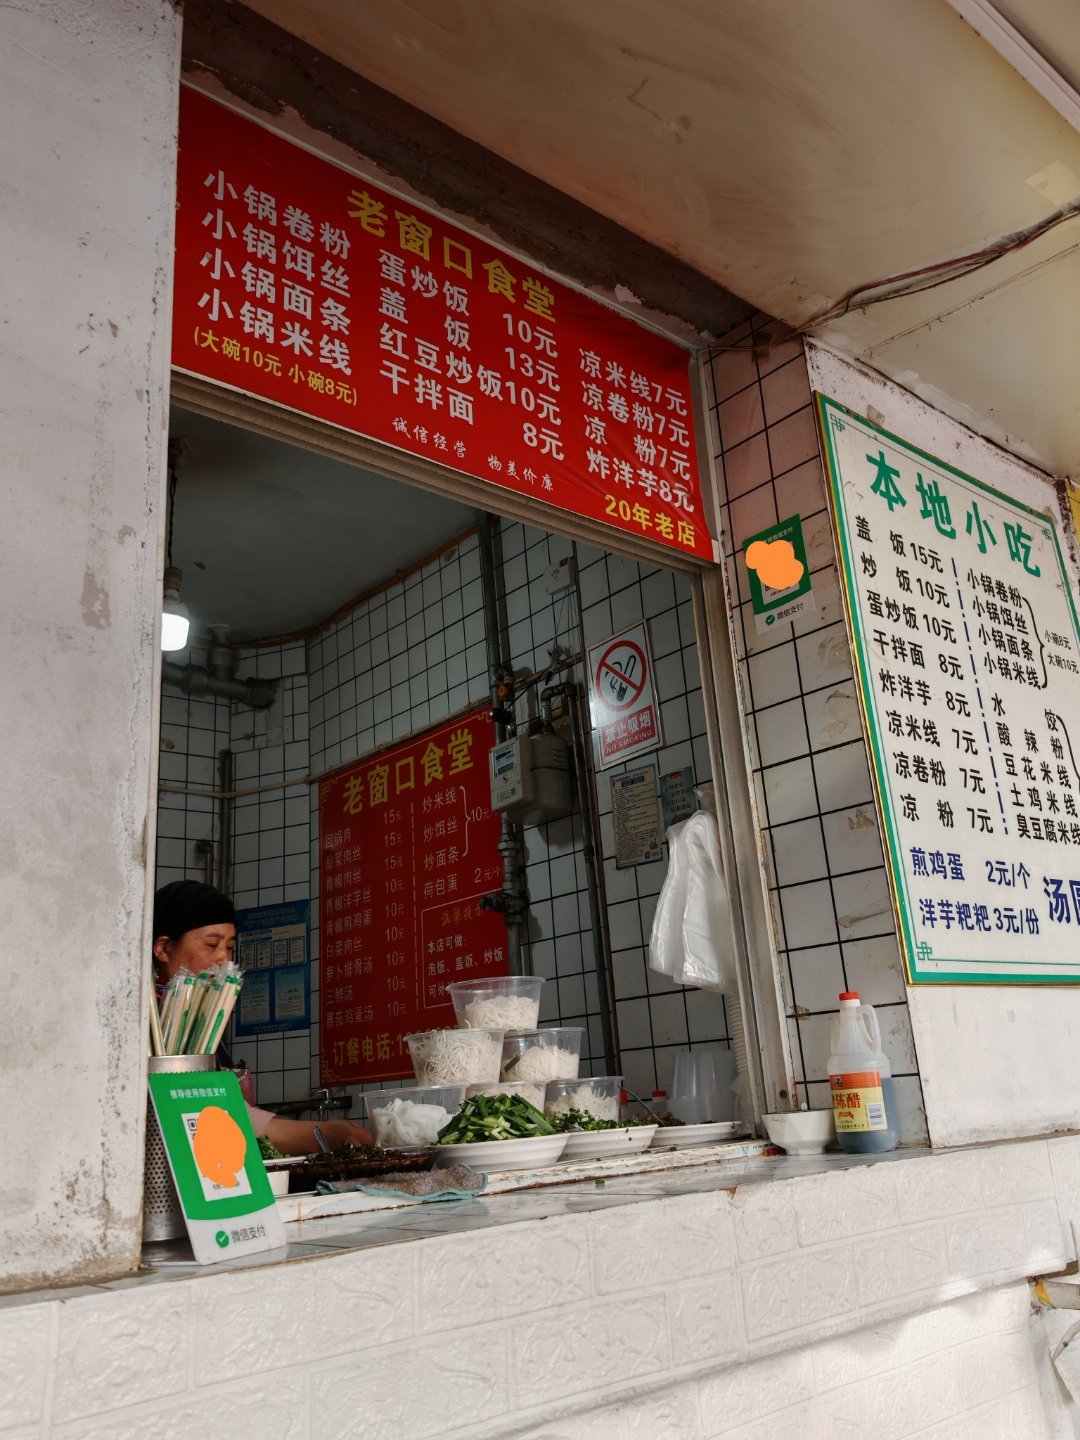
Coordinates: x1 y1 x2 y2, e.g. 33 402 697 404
173 87 712 562
819 395 1080 984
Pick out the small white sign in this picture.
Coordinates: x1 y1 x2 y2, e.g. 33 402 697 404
588 622 663 769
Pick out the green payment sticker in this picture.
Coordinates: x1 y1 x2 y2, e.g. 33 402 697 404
743 515 815 634
147 1070 286 1265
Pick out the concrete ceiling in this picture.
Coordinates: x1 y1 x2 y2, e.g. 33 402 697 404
243 0 1080 479
167 408 477 642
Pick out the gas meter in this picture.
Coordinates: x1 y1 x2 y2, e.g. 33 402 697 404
489 733 572 825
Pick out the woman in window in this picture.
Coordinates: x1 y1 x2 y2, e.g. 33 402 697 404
153 880 372 1155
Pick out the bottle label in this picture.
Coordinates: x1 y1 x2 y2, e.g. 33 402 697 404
830 1071 887 1132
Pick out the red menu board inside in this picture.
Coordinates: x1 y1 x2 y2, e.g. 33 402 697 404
318 709 507 1085
174 86 713 562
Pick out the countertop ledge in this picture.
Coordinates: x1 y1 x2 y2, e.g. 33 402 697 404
3 1135 1073 1305
4 1135 1079 1440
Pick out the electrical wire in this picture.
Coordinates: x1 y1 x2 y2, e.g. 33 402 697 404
803 196 1080 328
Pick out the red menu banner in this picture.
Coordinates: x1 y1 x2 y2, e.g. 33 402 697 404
317 709 507 1086
173 87 713 562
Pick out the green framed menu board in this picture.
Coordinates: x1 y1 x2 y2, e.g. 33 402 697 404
817 393 1080 984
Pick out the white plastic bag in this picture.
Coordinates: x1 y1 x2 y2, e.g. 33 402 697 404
648 820 689 978
678 812 732 992
648 812 732 993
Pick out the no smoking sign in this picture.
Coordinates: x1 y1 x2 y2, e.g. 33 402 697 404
587 622 663 768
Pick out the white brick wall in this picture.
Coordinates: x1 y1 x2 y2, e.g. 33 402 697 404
521 1285 1048 1440
5 1138 1080 1438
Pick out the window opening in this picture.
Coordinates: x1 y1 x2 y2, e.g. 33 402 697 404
146 389 775 1243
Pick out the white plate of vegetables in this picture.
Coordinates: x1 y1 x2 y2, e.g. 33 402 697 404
434 1092 568 1171
560 1122 657 1162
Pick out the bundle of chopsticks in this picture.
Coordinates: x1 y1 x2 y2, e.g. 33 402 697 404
150 962 243 1056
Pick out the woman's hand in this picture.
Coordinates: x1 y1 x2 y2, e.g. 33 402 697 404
317 1119 375 1151
263 1116 374 1155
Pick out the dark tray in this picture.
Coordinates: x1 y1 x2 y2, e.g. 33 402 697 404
288 1146 432 1192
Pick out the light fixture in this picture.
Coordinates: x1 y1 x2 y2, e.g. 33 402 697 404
161 440 191 653
161 565 190 652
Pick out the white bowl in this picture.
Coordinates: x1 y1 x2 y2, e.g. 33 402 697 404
265 1167 290 1197
763 1109 836 1155
560 1125 657 1162
433 1133 567 1172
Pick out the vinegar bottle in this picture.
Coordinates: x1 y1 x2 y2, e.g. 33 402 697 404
828 991 899 1153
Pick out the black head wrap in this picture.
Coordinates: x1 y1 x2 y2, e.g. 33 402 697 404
153 880 236 943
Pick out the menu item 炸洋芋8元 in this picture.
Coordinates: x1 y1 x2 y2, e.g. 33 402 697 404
818 395 1080 984
318 708 508 1084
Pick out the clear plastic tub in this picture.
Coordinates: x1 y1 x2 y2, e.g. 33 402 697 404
466 1078 547 1112
448 976 543 1034
405 1028 504 1086
501 1028 583 1084
545 1075 624 1123
363 1084 467 1148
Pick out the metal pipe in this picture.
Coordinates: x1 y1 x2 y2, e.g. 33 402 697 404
478 514 505 714
541 681 618 1072
161 659 278 710
194 837 214 886
478 515 529 975
216 749 234 895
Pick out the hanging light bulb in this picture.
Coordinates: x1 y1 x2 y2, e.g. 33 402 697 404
161 565 190 652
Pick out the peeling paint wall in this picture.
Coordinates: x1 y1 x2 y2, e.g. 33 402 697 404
0 0 181 1288
806 341 1080 1149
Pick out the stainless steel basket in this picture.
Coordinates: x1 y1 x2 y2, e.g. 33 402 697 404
143 1054 216 1242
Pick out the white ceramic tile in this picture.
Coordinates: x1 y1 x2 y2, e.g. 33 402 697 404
768 406 819 476
685 988 730 1044
812 743 873 812
779 880 839 951
788 946 847 1014
723 431 772 502
747 642 801 709
761 357 812 427
841 933 906 1005
820 804 882 876
719 385 765 449
711 340 758 403
615 995 654 1051
830 866 894 942
770 819 828 887
794 1011 835 1083
608 899 643 949
729 482 779 553
762 759 819 827
649 991 689 1045
795 623 852 692
803 682 862 752
755 698 809 768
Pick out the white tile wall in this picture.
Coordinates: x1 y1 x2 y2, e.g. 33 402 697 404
706 319 927 1140
155 639 232 891
497 519 732 1097
226 640 312 1104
